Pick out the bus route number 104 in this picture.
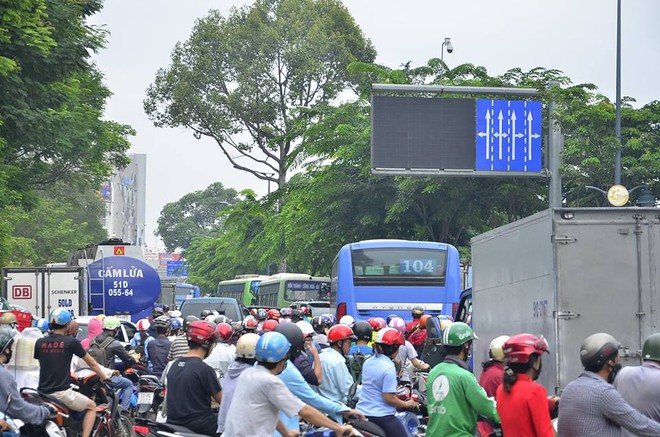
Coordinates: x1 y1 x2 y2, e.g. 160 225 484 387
400 259 436 274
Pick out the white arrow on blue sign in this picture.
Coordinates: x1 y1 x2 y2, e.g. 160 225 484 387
475 99 542 172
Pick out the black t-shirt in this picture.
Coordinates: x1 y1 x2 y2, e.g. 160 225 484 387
34 333 86 393
166 356 221 433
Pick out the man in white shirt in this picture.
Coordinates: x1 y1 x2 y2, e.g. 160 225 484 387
223 332 354 437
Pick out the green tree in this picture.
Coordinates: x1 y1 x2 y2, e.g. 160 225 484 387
5 181 108 266
157 182 239 252
0 0 133 265
144 0 375 189
185 190 270 292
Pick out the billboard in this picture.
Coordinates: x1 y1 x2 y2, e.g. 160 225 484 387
371 96 544 177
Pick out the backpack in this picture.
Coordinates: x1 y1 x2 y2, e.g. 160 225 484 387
86 336 114 367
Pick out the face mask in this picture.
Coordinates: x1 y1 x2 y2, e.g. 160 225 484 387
608 362 622 384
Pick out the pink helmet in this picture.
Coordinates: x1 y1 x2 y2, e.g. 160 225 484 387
388 317 406 334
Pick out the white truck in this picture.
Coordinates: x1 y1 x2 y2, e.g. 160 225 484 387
471 207 660 394
1 266 84 319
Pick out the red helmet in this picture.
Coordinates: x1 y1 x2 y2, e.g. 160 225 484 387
262 319 279 333
299 305 310 316
187 321 218 349
250 308 258 317
327 324 357 343
368 317 385 331
267 309 281 320
242 316 259 331
375 327 404 346
503 333 550 364
216 322 233 342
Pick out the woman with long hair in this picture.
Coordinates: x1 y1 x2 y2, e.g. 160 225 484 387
496 333 554 437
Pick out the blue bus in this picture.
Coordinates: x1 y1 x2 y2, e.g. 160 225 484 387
331 239 461 321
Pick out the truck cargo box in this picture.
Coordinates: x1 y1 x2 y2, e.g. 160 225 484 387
471 208 660 394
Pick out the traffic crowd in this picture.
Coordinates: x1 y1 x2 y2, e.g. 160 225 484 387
0 306 658 436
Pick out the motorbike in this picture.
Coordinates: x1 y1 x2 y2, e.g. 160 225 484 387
301 416 386 437
21 369 134 437
125 367 165 421
133 417 208 437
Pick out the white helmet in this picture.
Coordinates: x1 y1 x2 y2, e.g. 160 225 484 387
235 333 260 359
489 335 511 362
339 315 355 327
296 320 315 336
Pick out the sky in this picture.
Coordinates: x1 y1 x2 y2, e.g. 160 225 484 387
88 0 660 250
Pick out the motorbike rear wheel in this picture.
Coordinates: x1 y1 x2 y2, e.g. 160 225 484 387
112 412 134 437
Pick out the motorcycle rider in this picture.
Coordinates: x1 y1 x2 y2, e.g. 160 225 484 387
389 317 430 384
166 321 222 436
426 322 499 437
496 334 553 437
216 333 260 434
273 323 364 435
293 320 322 386
477 335 509 437
615 333 660 436
90 316 136 411
34 308 109 437
558 332 660 436
223 331 354 437
204 322 236 383
146 315 171 377
0 328 55 426
356 327 419 437
319 324 356 407
348 321 373 384
168 315 196 360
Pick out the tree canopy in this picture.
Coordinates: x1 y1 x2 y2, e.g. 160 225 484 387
0 0 133 266
144 0 375 188
183 60 660 290
156 182 238 252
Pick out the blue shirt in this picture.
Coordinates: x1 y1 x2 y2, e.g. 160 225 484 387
273 359 348 437
356 353 397 417
349 345 373 355
130 333 153 360
558 370 660 437
319 347 353 405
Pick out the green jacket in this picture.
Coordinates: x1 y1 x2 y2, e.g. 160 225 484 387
426 356 499 437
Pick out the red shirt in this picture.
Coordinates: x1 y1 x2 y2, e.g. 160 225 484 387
496 374 554 437
477 362 504 436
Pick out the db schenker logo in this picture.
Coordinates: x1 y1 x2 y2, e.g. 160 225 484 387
12 285 32 299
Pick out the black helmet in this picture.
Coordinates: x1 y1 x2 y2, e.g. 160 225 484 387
152 306 165 317
274 323 304 359
184 315 199 328
153 315 171 330
0 328 14 356
200 310 213 319
353 321 373 342
580 333 620 369
412 306 424 319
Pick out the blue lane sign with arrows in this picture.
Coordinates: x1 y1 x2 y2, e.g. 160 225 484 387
475 99 542 172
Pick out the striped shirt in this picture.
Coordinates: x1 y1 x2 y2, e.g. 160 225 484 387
168 335 189 361
558 370 660 436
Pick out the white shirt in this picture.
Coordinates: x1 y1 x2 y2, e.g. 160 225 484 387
397 340 418 383
223 365 304 437
203 343 236 383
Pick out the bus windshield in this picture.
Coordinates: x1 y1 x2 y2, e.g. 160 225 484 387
284 281 330 302
351 248 447 286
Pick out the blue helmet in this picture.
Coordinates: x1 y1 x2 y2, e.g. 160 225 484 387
35 319 49 332
170 318 182 330
49 308 72 326
255 332 291 363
